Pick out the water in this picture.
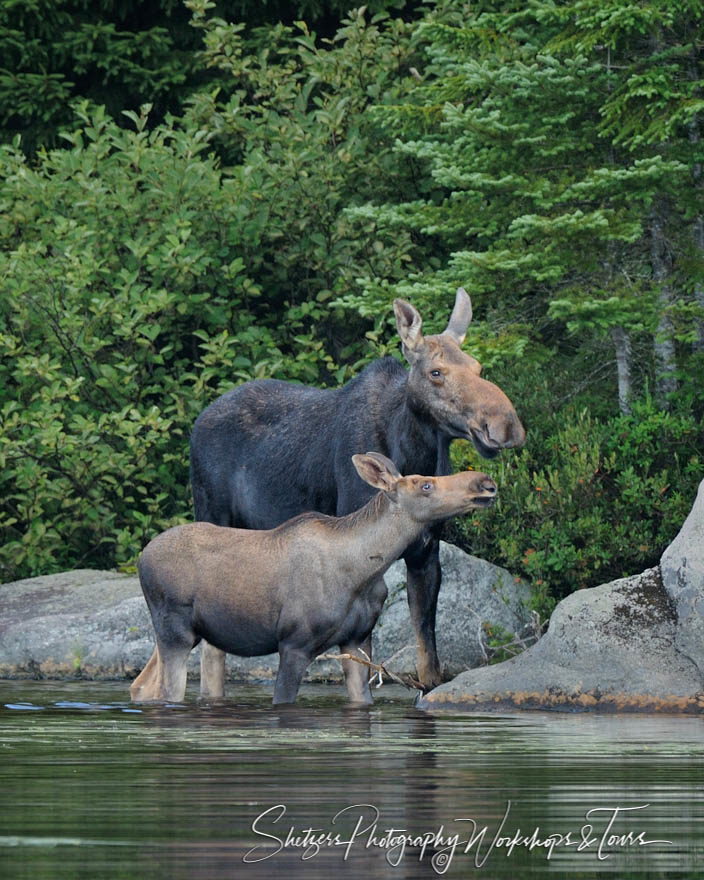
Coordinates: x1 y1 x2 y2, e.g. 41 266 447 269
1 680 702 880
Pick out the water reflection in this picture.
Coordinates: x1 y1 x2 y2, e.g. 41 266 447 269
1 680 702 880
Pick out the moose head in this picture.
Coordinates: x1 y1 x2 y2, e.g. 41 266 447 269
394 288 526 458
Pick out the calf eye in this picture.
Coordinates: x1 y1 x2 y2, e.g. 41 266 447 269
422 482 433 492
429 369 443 381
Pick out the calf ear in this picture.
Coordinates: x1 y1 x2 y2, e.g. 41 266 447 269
393 298 424 361
352 452 401 496
442 287 473 345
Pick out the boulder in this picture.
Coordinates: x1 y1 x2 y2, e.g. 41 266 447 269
371 542 531 679
0 543 530 685
0 570 153 679
660 479 704 678
419 479 704 715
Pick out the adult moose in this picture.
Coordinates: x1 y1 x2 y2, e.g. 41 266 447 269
190 288 525 700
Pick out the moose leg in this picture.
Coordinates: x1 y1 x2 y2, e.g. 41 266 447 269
130 646 161 702
404 537 443 691
340 637 373 705
157 642 191 702
130 642 190 702
193 487 229 697
200 642 226 698
273 646 311 705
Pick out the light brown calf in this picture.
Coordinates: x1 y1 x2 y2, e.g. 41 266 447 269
131 453 496 705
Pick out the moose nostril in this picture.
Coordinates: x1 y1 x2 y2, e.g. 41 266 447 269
481 422 501 449
481 480 497 494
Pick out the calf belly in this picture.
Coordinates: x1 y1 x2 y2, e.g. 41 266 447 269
317 585 389 651
192 600 280 657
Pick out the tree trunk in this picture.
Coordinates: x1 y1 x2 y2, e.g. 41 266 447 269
688 53 704 352
650 201 678 407
604 233 632 414
610 325 632 414
693 213 704 352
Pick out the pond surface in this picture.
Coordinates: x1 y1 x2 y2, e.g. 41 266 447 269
0 679 702 880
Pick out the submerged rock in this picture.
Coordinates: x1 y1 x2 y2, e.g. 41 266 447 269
419 479 704 715
0 542 530 687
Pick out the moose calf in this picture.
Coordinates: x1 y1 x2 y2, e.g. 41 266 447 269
130 453 497 705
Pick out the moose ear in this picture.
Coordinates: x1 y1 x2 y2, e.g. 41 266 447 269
442 287 473 345
393 298 424 360
352 452 401 497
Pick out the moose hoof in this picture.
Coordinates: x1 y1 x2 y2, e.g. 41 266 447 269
418 668 444 693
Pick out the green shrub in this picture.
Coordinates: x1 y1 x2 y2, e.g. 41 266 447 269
0 9 425 582
0 104 302 580
447 396 702 618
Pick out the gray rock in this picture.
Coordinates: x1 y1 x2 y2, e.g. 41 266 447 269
0 543 529 688
419 479 704 715
373 542 531 679
660 479 704 678
0 571 152 679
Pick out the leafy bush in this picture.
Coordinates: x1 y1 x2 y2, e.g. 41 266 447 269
184 4 423 376
447 396 702 618
1 0 406 153
0 9 426 582
0 103 313 580
0 0 206 153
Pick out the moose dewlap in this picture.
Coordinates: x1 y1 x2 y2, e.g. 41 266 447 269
130 453 497 705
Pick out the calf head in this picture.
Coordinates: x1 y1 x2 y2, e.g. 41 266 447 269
394 288 526 459
352 452 497 523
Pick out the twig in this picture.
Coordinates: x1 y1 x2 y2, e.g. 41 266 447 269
315 652 424 692
467 607 490 665
475 609 547 664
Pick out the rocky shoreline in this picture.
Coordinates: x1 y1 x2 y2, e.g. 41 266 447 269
0 542 530 688
2 478 702 714
418 478 704 714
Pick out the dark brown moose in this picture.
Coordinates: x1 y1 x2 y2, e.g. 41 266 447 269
189 289 525 699
130 454 497 705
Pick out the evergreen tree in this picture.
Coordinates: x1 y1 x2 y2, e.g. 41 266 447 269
545 0 704 407
342 1 697 412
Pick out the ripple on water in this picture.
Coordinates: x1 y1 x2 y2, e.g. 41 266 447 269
0 680 703 880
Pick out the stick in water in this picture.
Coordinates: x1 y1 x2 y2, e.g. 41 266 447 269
315 651 424 691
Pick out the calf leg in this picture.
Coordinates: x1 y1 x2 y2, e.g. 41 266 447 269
273 646 311 705
339 637 373 705
130 642 191 702
192 488 229 697
404 537 443 691
156 642 191 702
200 642 226 698
130 646 161 702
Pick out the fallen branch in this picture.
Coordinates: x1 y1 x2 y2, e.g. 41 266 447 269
315 651 424 692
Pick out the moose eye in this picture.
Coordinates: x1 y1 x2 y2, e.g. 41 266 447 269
422 482 433 492
429 369 443 381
